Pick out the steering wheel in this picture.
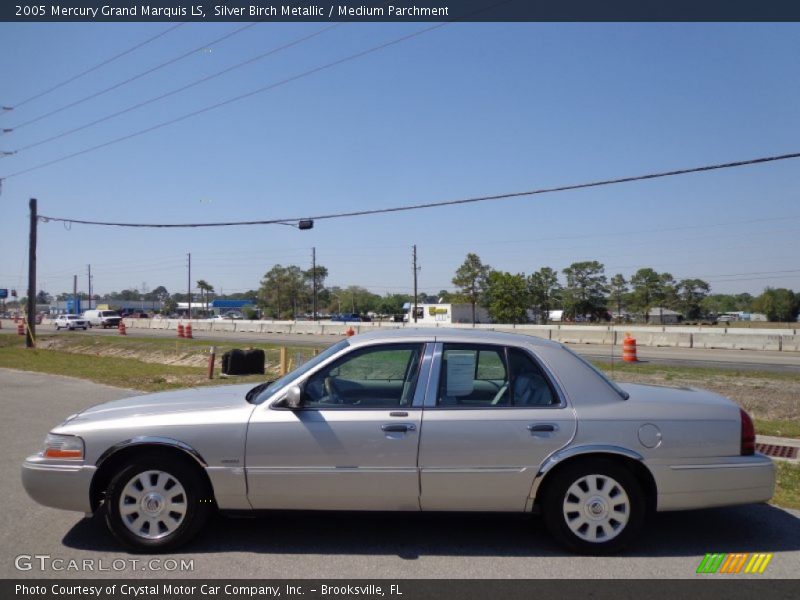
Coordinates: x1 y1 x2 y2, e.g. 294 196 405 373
324 377 344 404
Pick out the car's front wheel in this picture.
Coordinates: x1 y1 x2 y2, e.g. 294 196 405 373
104 453 213 552
541 458 645 554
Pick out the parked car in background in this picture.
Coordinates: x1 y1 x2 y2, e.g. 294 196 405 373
53 314 88 330
21 329 774 554
331 313 362 322
83 310 122 329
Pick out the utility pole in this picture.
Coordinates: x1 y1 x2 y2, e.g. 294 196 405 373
412 244 418 323
187 253 192 320
73 275 78 315
87 265 92 310
26 198 37 348
311 247 317 321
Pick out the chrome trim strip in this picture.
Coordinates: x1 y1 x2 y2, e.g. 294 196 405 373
528 444 644 504
95 436 208 468
669 463 772 470
423 342 443 408
246 466 418 474
412 343 436 409
421 467 528 473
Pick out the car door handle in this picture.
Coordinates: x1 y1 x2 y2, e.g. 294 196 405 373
527 423 557 433
381 423 416 433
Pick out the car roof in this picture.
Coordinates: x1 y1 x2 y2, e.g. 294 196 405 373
349 327 562 349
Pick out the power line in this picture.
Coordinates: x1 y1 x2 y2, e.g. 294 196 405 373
2 22 188 113
7 22 260 133
0 21 445 181
32 151 800 228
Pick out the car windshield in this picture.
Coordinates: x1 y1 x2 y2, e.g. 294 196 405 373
250 339 350 404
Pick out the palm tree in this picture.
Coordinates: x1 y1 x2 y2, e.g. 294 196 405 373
196 280 214 315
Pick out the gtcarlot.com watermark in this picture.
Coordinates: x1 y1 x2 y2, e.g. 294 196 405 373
14 554 194 572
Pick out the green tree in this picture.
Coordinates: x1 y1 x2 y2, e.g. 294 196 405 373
629 268 661 323
484 271 529 324
259 265 308 319
452 253 492 324
608 274 628 321
144 285 169 302
562 261 608 321
528 267 561 324
162 297 177 315
375 293 411 317
752 288 799 322
676 279 711 320
35 290 52 304
304 265 328 318
196 280 214 314
654 272 677 323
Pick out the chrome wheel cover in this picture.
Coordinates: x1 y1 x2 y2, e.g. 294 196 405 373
119 470 187 540
562 474 630 543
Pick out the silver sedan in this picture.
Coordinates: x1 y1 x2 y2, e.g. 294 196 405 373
21 329 775 554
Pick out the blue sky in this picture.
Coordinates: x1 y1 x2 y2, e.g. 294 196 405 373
1 22 798 299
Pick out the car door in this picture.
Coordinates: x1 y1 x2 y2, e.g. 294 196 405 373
418 343 576 511
245 342 430 511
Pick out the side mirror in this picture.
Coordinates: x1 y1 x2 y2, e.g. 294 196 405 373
285 385 304 410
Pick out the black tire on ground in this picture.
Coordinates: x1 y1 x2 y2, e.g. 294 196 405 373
104 452 213 552
541 457 646 555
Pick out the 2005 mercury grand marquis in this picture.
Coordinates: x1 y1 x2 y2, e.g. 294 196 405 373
22 329 775 554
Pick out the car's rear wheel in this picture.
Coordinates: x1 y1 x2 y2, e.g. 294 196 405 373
104 453 212 552
541 458 645 554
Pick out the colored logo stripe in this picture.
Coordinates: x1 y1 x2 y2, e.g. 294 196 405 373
697 553 773 574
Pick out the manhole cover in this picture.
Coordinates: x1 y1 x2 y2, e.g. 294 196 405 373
755 443 798 459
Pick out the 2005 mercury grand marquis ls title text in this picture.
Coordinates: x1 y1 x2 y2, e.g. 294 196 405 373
22 329 775 554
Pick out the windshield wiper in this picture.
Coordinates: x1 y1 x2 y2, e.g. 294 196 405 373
245 381 273 404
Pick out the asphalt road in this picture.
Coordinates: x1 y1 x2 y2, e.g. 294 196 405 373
2 368 799 579
4 323 800 373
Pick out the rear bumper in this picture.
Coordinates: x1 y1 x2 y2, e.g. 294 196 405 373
650 453 775 511
21 454 96 514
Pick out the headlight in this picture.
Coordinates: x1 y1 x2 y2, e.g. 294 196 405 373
43 433 84 460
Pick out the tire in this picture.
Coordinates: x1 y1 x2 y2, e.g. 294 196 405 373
104 453 213 552
541 458 645 555
83 326 88 330
55 325 60 330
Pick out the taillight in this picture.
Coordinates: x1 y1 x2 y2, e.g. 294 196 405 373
740 408 755 456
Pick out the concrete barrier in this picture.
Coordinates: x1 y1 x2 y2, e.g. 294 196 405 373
553 329 615 345
781 335 800 352
52 316 799 352
293 322 323 335
622 332 693 348
235 320 262 333
692 333 782 351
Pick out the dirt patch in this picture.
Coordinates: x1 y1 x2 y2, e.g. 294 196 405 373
610 371 800 421
38 337 211 367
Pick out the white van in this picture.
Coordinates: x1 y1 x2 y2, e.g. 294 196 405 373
83 309 122 328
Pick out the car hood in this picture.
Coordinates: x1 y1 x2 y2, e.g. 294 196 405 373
63 383 257 425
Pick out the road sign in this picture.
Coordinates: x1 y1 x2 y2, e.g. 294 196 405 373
0 289 7 299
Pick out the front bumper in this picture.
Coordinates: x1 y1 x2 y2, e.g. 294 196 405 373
650 453 776 511
21 454 96 513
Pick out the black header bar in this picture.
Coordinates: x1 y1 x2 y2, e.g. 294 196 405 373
4 1 800 23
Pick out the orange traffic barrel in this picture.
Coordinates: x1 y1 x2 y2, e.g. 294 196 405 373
185 324 193 339
177 324 185 338
118 321 127 335
346 327 355 337
17 322 25 335
622 334 638 362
